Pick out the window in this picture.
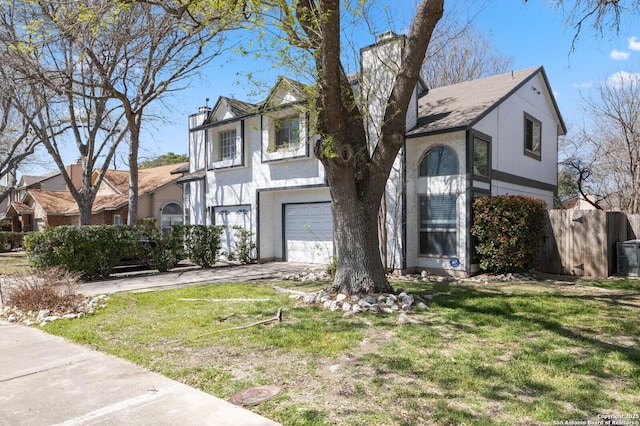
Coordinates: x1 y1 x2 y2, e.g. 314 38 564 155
524 113 541 159
218 129 236 161
473 136 490 178
275 115 300 148
419 146 458 176
161 202 183 230
113 214 121 225
419 195 457 257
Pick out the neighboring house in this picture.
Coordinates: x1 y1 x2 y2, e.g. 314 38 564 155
4 162 186 232
180 33 566 276
561 194 599 211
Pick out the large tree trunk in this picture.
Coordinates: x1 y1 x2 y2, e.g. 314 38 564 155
127 115 141 225
327 167 392 294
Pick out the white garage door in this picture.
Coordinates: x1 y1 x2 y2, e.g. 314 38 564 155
284 202 333 264
214 205 251 256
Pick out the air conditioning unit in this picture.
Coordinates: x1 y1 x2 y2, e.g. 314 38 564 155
617 240 640 277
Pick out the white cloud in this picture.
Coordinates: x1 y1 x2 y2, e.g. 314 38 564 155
606 71 640 88
610 49 630 60
572 81 593 89
629 36 640 51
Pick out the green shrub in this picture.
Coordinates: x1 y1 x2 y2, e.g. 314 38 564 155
182 225 223 268
132 220 184 272
24 226 130 279
225 226 256 264
471 196 547 273
0 232 24 252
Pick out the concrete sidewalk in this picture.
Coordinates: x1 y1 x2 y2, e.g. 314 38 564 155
0 262 326 425
0 320 281 425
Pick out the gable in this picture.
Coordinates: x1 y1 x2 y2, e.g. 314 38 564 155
263 77 308 109
207 96 257 124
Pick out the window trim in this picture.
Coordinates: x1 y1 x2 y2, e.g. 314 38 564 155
206 121 244 170
419 145 459 177
418 194 458 258
524 112 542 160
274 115 301 150
469 130 492 182
218 129 237 161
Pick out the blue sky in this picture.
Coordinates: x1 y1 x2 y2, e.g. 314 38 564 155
37 0 640 172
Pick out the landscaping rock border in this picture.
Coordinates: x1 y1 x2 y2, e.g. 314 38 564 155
0 294 109 326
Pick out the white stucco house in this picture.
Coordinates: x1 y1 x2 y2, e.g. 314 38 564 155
180 33 566 276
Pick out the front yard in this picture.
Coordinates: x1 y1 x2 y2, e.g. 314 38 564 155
40 277 640 425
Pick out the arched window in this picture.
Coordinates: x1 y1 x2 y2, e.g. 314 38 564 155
161 202 183 230
419 146 458 177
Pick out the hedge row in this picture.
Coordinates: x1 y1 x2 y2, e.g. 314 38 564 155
23 224 225 280
0 232 24 252
471 196 547 273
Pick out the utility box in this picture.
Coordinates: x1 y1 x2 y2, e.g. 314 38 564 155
617 240 640 277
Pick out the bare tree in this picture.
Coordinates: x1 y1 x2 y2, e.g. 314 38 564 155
563 72 640 213
76 1 245 224
0 1 243 224
421 17 512 87
0 68 42 204
0 1 129 224
267 0 444 294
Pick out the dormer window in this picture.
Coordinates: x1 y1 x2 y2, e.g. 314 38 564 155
207 123 243 169
219 129 237 160
275 115 300 149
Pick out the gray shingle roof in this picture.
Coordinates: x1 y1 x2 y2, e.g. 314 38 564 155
407 66 564 137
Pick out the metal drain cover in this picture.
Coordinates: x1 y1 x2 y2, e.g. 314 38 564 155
229 385 281 406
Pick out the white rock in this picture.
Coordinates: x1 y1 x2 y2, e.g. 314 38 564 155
421 270 428 278
364 296 377 305
336 293 347 302
415 302 429 311
381 307 394 314
352 304 362 313
342 302 352 312
43 315 60 323
401 304 411 311
303 293 317 304
8 314 17 323
37 310 50 322
63 314 77 320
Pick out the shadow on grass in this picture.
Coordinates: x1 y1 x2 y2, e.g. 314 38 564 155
432 283 640 365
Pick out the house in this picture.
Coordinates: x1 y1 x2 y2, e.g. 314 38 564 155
4 162 187 232
180 33 566 276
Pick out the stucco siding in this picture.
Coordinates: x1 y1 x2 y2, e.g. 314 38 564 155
405 132 470 274
473 73 559 188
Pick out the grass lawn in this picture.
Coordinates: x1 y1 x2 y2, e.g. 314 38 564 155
0 251 31 276
43 278 640 426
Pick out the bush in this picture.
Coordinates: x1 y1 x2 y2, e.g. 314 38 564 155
182 225 224 268
0 232 24 252
0 267 82 312
132 219 184 272
24 225 131 279
471 196 547 273
225 226 256 264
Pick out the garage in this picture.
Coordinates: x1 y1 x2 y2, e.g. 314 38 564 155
284 202 333 263
213 205 251 257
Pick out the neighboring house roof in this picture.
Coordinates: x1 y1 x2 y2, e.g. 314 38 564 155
27 190 78 215
406 66 567 138
18 170 61 188
6 201 33 216
100 170 129 194
10 163 188 218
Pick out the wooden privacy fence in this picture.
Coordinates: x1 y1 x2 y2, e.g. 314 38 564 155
540 210 640 277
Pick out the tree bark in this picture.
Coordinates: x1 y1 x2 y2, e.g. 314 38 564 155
327 165 391 294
